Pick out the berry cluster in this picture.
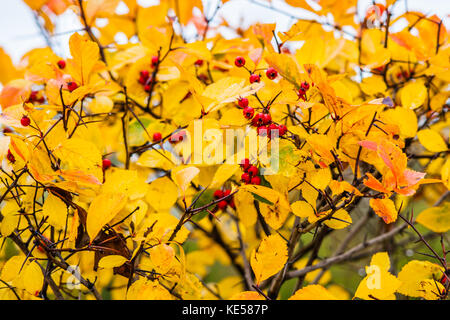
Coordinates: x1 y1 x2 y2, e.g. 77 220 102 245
237 97 287 138
240 158 261 185
27 90 45 104
138 56 159 93
297 81 311 101
234 56 278 84
213 189 235 211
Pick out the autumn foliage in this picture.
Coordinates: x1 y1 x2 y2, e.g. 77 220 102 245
0 0 449 300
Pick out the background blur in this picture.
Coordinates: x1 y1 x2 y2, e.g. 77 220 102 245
0 0 448 63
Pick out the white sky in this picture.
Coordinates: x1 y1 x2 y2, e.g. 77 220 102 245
0 0 448 63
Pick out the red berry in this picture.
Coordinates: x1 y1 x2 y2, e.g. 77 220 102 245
278 124 287 136
140 70 150 79
6 150 15 163
151 56 159 67
102 158 112 170
21 115 31 127
235 56 245 67
240 158 251 171
247 165 258 177
252 113 264 127
238 97 249 108
217 200 228 210
194 59 204 67
138 76 147 85
29 91 38 102
223 189 231 197
170 131 186 143
262 113 271 125
241 172 251 184
144 84 151 92
266 67 278 80
3 127 13 134
67 81 78 92
301 82 310 90
214 189 224 199
250 176 261 185
268 123 279 137
249 74 260 83
257 125 268 136
243 106 255 119
152 132 162 142
57 60 66 69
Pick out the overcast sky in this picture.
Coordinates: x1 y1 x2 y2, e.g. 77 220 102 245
0 0 448 63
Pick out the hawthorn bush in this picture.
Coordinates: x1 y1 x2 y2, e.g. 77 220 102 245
0 0 449 300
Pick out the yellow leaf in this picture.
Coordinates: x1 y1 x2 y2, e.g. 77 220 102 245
149 244 175 274
0 256 24 282
397 260 444 299
289 285 337 300
143 213 190 244
291 200 318 222
354 252 401 300
85 0 120 25
53 138 103 182
265 52 302 86
202 77 264 113
98 255 128 269
441 157 450 190
250 234 288 284
361 76 387 95
417 129 448 153
369 198 398 224
235 190 257 227
146 176 178 211
382 107 418 138
42 193 68 230
86 192 127 240
284 0 313 10
137 149 175 171
89 95 114 114
126 278 173 300
68 33 101 85
259 200 290 230
23 261 44 295
210 164 240 189
240 184 290 212
416 203 450 233
400 82 427 109
172 166 200 194
324 209 352 229
103 169 149 200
